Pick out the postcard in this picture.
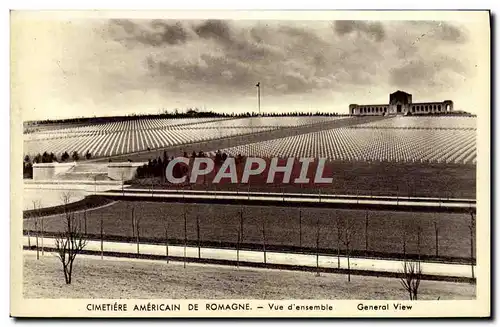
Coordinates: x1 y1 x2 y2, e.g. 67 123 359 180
10 9 490 318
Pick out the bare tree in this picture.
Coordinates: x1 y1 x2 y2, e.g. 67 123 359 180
130 203 135 239
183 204 187 269
402 225 408 258
239 207 244 241
399 224 423 300
417 225 422 261
315 218 320 276
83 208 87 235
196 214 201 259
341 217 356 282
469 210 475 279
164 216 169 263
100 215 104 260
54 192 88 284
298 208 302 248
219 211 224 248
237 219 241 268
27 221 31 248
34 215 39 259
364 211 369 252
32 200 41 260
399 260 422 300
133 207 141 254
405 176 413 198
434 219 439 257
336 215 341 269
262 216 267 264
40 208 44 256
237 208 244 267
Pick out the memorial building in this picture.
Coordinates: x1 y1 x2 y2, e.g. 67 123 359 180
349 90 454 116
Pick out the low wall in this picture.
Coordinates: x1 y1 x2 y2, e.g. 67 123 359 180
32 162 76 181
30 161 147 182
108 162 147 181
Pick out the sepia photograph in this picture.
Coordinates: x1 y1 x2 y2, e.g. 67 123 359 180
9 9 491 318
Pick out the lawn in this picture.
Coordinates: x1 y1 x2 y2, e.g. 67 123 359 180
24 200 476 262
129 160 476 199
23 252 475 300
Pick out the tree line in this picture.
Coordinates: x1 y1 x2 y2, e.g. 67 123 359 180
135 149 244 180
24 109 344 128
23 151 92 178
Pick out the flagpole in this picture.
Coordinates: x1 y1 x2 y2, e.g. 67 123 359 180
256 82 261 116
258 84 261 116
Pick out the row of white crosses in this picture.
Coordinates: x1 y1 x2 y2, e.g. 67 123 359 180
25 116 349 143
357 116 477 130
24 116 345 157
27 117 229 135
24 126 275 159
24 116 477 163
168 116 345 130
24 117 229 141
219 127 477 165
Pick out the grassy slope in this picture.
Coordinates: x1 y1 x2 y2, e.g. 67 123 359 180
100 115 476 199
24 201 475 261
93 116 386 163
130 161 476 199
30 115 475 199
23 253 475 300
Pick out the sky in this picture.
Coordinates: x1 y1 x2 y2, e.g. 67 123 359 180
11 11 490 121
